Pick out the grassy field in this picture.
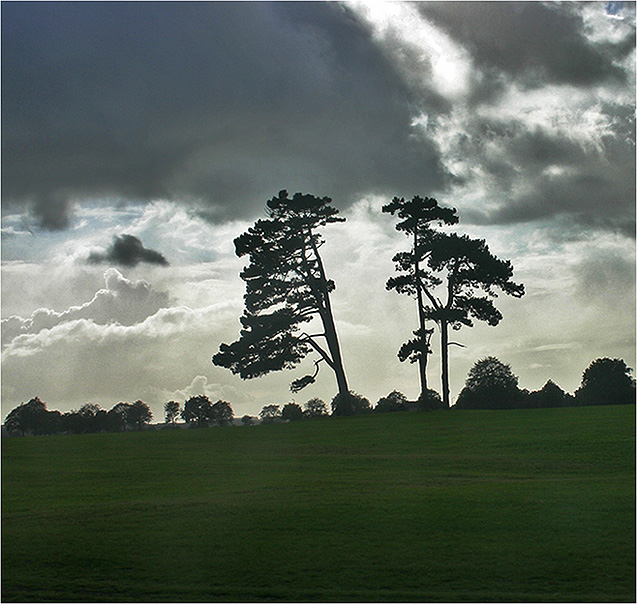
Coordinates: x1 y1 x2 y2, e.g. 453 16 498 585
2 405 635 602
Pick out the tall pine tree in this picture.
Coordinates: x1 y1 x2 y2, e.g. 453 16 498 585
213 190 349 397
383 195 458 402
421 231 525 407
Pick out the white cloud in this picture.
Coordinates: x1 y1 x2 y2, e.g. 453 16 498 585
1 268 173 345
348 1 473 101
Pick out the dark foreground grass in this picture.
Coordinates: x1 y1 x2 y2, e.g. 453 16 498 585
2 405 635 602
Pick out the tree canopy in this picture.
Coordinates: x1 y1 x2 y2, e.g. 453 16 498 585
164 401 180 424
213 190 349 399
383 195 458 400
421 231 524 407
303 398 328 417
455 357 522 409
576 358 636 406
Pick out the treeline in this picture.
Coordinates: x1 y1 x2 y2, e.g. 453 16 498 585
4 356 634 437
3 399 154 437
454 356 635 410
3 396 234 437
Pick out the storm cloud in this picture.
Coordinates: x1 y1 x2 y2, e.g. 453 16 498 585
416 2 633 88
88 234 169 267
1 1 445 229
349 1 635 237
2 2 634 237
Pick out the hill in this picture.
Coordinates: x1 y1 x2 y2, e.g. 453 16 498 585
2 405 635 602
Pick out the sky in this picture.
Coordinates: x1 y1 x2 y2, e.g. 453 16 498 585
2 1 635 421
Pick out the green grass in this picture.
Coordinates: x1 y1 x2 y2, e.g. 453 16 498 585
2 405 635 602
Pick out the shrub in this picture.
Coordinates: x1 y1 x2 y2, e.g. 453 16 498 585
304 398 328 418
331 391 371 416
375 391 408 413
418 389 444 410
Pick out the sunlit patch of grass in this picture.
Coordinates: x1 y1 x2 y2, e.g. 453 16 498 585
2 405 635 602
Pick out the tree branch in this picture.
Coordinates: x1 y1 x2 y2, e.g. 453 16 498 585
300 333 335 370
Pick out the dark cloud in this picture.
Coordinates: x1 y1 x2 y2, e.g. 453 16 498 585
460 112 635 235
416 2 631 91
3 2 634 239
1 1 446 229
88 234 169 267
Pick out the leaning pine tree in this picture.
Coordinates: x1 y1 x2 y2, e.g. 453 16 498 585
213 190 349 399
382 195 458 403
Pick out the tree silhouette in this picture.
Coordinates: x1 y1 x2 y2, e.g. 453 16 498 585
127 400 153 430
76 403 107 433
303 397 328 418
182 395 213 427
331 391 371 416
527 380 567 408
4 397 49 436
383 196 458 402
210 400 234 426
282 402 304 421
575 358 636 406
455 357 522 409
419 232 524 407
259 404 281 424
164 401 180 424
375 390 408 413
107 402 132 432
213 190 349 398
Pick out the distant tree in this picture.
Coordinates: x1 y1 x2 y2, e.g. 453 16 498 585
418 389 444 411
182 395 213 427
575 358 636 406
107 402 133 432
76 403 106 433
383 195 458 401
527 380 566 409
210 400 234 426
4 405 26 436
331 391 371 416
59 411 80 434
40 409 63 435
304 397 328 418
260 404 282 424
213 190 350 399
455 357 522 410
282 402 304 421
127 400 153 430
241 415 256 426
375 390 408 413
4 397 49 436
164 401 181 424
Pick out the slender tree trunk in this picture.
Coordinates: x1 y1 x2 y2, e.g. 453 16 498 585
414 230 428 399
440 319 450 408
321 305 349 396
309 234 349 396
416 285 429 399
